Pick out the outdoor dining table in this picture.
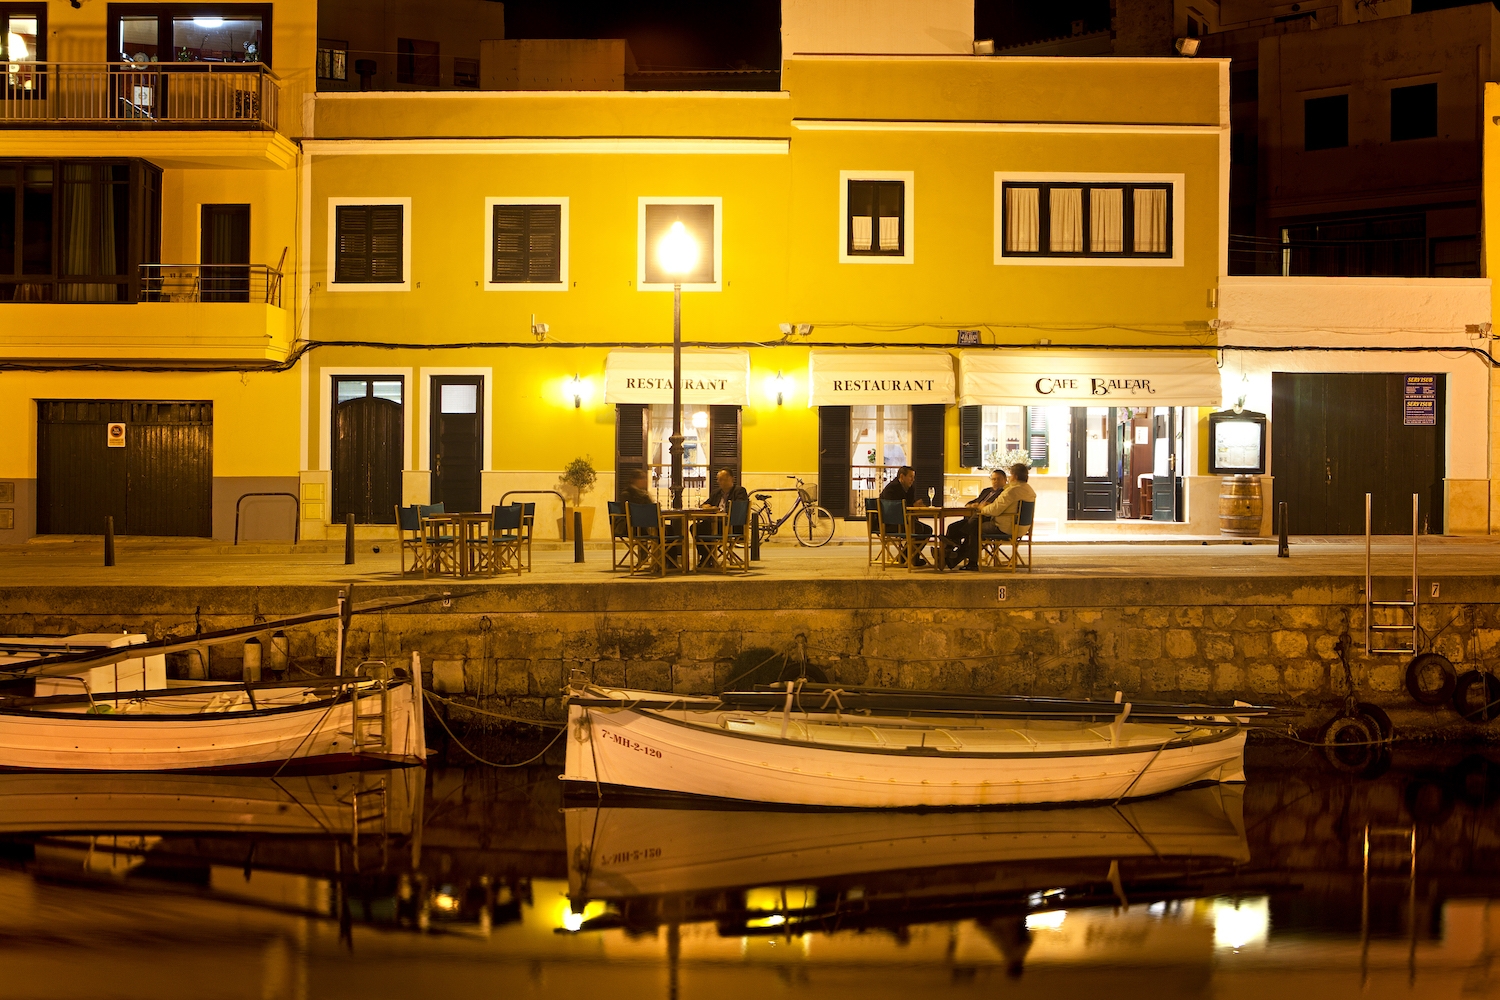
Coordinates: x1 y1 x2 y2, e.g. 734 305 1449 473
654 509 728 574
423 512 495 578
903 506 983 572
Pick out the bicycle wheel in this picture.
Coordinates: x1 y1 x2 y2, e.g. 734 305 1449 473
792 506 836 547
754 506 775 539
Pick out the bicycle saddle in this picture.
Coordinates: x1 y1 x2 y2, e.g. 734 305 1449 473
754 493 770 500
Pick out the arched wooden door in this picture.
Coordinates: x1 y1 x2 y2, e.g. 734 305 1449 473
332 378 403 525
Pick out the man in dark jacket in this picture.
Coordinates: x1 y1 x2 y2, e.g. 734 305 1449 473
620 467 655 507
699 468 749 566
944 467 1006 566
878 466 931 566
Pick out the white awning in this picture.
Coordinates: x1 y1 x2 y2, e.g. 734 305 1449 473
807 351 957 406
958 351 1222 407
603 350 751 405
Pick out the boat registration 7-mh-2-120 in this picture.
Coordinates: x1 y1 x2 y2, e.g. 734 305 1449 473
601 728 663 759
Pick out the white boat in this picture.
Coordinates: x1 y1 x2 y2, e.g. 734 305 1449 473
568 784 1249 905
0 627 427 773
562 683 1271 809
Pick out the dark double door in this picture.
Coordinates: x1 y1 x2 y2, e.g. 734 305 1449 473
1272 372 1444 534
37 400 213 536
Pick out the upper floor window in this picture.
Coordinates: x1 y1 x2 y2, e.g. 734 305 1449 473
1304 94 1348 151
1391 82 1437 142
839 171 913 264
487 199 567 291
113 5 272 65
638 198 720 291
317 39 348 81
397 38 439 86
0 5 44 62
1000 182 1171 259
454 58 479 89
0 158 161 302
329 199 409 291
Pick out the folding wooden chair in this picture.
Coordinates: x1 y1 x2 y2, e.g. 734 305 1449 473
699 499 751 574
877 498 913 569
979 499 1036 572
395 504 428 577
420 505 459 577
608 500 634 571
487 504 527 575
864 497 891 565
627 501 668 577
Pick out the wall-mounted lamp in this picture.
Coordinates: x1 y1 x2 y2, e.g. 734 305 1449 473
691 410 709 430
562 374 590 409
766 370 789 406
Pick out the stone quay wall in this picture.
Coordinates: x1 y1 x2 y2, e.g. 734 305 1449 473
4 574 1498 736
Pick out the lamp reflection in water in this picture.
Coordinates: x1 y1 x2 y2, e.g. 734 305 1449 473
1212 896 1269 950
657 220 699 509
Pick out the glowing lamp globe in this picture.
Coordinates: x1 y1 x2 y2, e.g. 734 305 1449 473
657 221 699 278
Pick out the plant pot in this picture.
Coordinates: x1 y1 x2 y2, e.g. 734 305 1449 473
559 506 595 540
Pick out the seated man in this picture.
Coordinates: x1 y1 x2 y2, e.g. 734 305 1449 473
620 467 655 508
698 468 748 565
971 462 1036 563
944 468 1006 569
879 465 932 567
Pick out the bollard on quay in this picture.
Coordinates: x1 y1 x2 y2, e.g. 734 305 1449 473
1277 502 1290 558
750 516 761 561
574 510 584 563
103 515 115 567
344 513 355 565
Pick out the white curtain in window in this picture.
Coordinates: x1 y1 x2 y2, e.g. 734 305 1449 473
878 216 899 251
1134 188 1168 253
1005 187 1039 252
58 164 117 303
851 215 873 251
1049 188 1083 252
1089 187 1123 253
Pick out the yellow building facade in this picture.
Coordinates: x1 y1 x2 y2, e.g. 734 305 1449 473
0 1 1230 543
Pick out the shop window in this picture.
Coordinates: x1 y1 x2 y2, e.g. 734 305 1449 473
850 404 910 510
454 57 479 88
488 200 566 290
1304 94 1348 151
330 200 409 290
839 171 913 264
317 39 348 81
638 199 719 290
0 158 161 302
397 38 439 86
1002 182 1171 258
1391 83 1437 142
846 179 904 257
975 406 1050 471
647 404 711 506
112 5 271 65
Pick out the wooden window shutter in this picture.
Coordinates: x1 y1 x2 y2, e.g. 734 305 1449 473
1027 406 1049 466
336 205 403 283
614 403 647 501
818 405 851 518
492 204 561 284
958 405 982 467
910 403 946 504
708 405 741 486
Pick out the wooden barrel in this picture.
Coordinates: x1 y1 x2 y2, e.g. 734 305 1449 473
1218 475 1263 536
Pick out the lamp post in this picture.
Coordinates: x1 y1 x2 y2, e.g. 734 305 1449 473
657 220 699 509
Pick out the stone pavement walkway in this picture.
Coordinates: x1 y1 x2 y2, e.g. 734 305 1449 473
2 533 1498 587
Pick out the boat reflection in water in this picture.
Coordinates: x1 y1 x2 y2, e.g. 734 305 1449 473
565 785 1253 976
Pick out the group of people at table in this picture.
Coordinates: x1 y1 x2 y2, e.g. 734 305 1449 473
619 466 748 570
879 462 1036 570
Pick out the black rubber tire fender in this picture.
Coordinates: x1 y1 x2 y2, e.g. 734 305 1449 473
1320 715 1378 774
1405 653 1457 707
1451 671 1500 724
1356 702 1394 746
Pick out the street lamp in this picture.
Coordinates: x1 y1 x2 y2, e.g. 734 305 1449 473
657 220 699 509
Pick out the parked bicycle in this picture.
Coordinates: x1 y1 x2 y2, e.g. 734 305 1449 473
751 477 836 548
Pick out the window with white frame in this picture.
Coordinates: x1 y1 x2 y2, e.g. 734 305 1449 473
839 171 913 264
982 405 1050 470
486 198 567 290
638 197 720 291
1001 181 1170 258
328 198 410 291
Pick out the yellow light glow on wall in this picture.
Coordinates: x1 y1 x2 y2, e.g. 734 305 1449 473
562 373 592 409
657 220 700 277
764 370 791 406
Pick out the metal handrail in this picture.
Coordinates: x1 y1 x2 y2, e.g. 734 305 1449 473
0 61 279 129
499 489 569 540
140 263 284 307
234 491 299 545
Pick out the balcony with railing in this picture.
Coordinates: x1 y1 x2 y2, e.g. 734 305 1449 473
1 263 290 364
0 62 278 130
1228 233 1481 278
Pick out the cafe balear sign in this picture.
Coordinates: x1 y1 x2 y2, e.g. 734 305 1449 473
958 351 1223 407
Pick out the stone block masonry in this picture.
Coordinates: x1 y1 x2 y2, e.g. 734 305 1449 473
3 574 1497 736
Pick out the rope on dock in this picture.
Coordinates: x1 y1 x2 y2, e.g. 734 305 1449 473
422 690 567 768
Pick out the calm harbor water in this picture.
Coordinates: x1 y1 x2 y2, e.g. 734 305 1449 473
2 744 1498 999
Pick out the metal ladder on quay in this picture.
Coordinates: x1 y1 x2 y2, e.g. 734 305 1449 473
1365 493 1421 657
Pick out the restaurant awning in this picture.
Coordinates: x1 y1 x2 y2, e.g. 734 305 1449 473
807 351 957 406
958 351 1222 407
603 350 751 405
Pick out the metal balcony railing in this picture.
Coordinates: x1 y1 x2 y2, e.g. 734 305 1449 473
0 62 278 130
1228 234 1480 278
140 264 284 307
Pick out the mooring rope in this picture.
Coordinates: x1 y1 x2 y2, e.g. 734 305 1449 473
423 690 567 768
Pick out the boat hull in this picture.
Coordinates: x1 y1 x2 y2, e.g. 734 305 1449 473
0 681 425 773
562 697 1246 809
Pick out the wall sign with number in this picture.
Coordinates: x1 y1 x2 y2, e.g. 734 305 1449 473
106 423 126 448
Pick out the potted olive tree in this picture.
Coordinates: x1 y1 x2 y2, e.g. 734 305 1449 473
557 456 598 540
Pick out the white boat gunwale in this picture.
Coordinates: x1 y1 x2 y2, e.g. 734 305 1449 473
0 679 395 722
581 703 1243 760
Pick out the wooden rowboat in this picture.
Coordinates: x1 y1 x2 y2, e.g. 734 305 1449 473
562 683 1283 809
